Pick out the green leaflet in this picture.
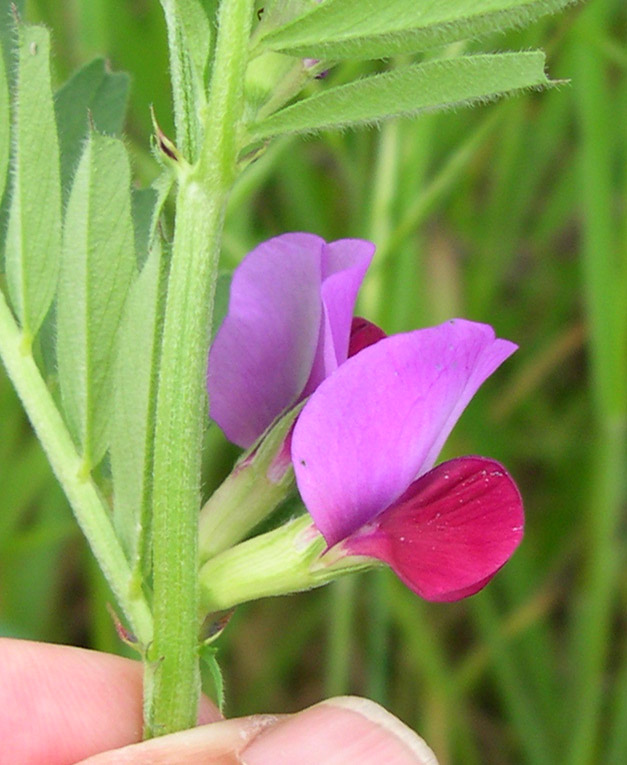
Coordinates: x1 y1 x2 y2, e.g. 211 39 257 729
0 1 24 75
0 1 15 208
133 172 173 269
111 177 180 564
250 52 551 139
54 58 129 201
258 0 576 60
160 0 215 159
56 131 136 468
132 187 159 268
0 35 8 205
199 643 225 711
4 24 61 340
111 240 165 569
257 0 319 31
178 0 215 94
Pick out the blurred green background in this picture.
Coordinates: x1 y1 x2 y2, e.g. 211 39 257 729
1 1 626 763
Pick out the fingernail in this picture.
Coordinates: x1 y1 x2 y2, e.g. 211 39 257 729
241 696 439 765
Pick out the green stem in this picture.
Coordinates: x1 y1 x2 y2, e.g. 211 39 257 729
359 119 400 320
148 0 254 736
383 109 501 269
391 581 481 764
324 577 356 697
469 591 555 765
0 290 153 644
358 121 401 703
567 420 626 764
566 4 627 761
366 570 391 705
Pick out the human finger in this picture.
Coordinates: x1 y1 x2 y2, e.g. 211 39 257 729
78 696 438 764
0 638 220 765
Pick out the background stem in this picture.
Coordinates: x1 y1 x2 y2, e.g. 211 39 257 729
566 3 627 760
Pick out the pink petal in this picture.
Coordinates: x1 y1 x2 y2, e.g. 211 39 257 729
302 240 374 397
344 457 524 601
208 234 372 448
292 320 517 545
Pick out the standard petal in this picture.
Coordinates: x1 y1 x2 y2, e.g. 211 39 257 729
342 457 524 602
301 239 374 397
208 235 374 449
292 319 517 545
208 233 325 448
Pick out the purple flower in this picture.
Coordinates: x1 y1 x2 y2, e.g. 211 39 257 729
291 319 524 601
208 233 375 448
207 235 523 602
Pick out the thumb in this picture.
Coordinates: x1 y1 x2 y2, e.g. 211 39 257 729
78 696 438 764
242 697 439 765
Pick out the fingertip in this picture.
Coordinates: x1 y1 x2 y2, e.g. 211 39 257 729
199 693 224 724
0 638 221 764
240 696 439 765
320 697 439 764
0 638 144 764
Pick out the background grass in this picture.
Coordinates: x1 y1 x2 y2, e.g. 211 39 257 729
1 1 626 763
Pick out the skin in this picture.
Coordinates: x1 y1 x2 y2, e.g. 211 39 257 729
0 638 438 764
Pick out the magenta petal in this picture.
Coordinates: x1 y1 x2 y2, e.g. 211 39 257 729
208 234 323 448
344 457 524 602
292 319 517 545
301 239 374 397
208 235 373 448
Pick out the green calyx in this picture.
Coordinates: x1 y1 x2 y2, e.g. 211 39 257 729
198 403 303 561
199 513 378 616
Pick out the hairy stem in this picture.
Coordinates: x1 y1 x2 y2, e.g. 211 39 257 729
148 0 255 736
